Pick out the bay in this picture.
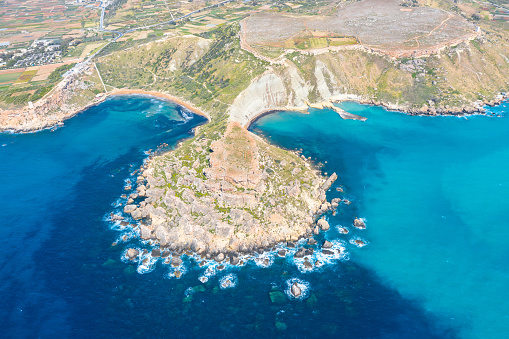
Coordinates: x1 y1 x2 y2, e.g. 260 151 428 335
250 101 509 339
0 96 458 338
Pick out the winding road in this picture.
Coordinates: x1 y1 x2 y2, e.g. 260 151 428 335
68 0 235 80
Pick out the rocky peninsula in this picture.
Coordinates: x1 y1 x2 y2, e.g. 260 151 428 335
122 121 338 257
2 0 508 261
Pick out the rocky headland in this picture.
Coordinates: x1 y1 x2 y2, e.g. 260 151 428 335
0 64 104 133
121 121 340 258
2 5 508 264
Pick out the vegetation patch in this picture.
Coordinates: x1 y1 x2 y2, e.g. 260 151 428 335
13 70 38 84
0 71 23 84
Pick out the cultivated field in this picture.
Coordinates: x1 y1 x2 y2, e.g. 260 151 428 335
0 70 24 84
14 70 38 84
0 59 81 108
80 42 107 58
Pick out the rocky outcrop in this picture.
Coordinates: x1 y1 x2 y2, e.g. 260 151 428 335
322 240 333 249
317 218 330 231
354 218 366 229
321 172 337 192
0 64 105 133
291 282 302 298
122 121 338 255
126 248 139 260
123 205 137 214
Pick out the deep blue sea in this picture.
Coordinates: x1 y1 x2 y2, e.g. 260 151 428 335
1 95 507 338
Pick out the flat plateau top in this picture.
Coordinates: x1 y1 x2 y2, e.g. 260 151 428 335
243 0 476 51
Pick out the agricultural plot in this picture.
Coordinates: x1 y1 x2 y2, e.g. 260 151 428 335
105 0 235 33
0 0 99 31
105 0 177 30
31 62 75 82
283 31 358 50
0 71 23 84
80 42 107 58
179 15 228 34
0 59 79 108
14 70 38 84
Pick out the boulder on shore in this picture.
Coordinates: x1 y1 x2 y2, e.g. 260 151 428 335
215 253 225 262
317 218 330 231
131 209 143 220
229 255 239 265
354 218 366 229
322 240 333 249
294 248 306 258
331 198 342 208
171 256 183 267
126 248 139 260
139 225 153 240
123 204 137 214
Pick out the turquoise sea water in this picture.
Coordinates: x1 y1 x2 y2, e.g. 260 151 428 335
1 95 506 338
250 101 509 339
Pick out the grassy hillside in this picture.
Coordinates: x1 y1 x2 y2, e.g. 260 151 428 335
97 24 268 119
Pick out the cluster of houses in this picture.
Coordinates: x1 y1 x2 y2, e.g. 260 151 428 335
0 39 63 68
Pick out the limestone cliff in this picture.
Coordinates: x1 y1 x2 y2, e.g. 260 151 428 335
228 62 360 127
228 72 288 126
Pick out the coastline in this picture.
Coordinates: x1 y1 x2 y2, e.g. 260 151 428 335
0 88 210 134
108 89 211 122
244 94 509 130
122 151 338 258
3 69 505 134
0 95 107 134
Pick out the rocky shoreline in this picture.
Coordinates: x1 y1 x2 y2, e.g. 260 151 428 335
359 93 509 117
3 69 506 263
0 67 106 134
244 93 509 129
0 82 210 134
118 121 346 262
2 68 505 134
